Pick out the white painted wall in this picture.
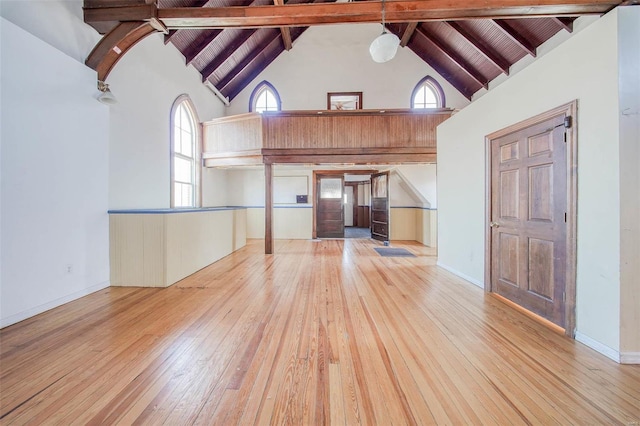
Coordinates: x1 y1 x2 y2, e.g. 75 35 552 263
226 24 470 114
227 165 433 241
344 186 354 226
1 18 109 326
272 165 314 204
472 16 600 102
0 17 3 323
1 0 229 210
227 167 314 239
617 7 640 356
273 208 313 239
389 173 417 207
391 164 437 208
438 10 627 352
0 1 230 326
107 33 226 209
202 168 229 207
400 164 437 208
0 0 99 63
227 168 265 207
227 165 434 208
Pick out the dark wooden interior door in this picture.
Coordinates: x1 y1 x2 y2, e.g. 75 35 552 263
490 114 568 327
316 174 344 238
371 172 389 242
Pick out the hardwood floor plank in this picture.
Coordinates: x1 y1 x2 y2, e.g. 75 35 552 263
402 267 628 424
329 363 346 425
1 239 638 425
361 270 499 424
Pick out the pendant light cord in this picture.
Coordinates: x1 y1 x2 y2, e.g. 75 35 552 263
381 0 386 30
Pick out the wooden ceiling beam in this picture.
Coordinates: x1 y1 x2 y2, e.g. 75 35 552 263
274 0 293 50
85 21 158 81
407 44 476 100
162 1 219 42
164 30 179 44
279 27 293 50
492 19 537 57
400 22 418 47
416 26 489 90
263 152 437 165
159 1 618 28
85 0 620 31
84 3 157 34
184 29 224 65
215 29 282 94
201 29 259 81
551 17 574 32
226 26 307 100
443 21 511 75
178 0 263 62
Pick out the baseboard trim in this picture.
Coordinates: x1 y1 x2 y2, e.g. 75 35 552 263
620 352 640 364
575 332 621 363
0 280 110 329
436 262 484 288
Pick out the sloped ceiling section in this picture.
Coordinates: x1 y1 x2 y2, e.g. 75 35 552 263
85 0 631 101
386 18 575 99
160 0 334 101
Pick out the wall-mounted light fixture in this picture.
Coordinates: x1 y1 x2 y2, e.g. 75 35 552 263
369 0 400 63
97 80 117 105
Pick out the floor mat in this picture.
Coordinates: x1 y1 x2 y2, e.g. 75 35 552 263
345 227 372 239
374 247 416 257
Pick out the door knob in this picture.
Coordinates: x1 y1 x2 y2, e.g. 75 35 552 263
490 222 500 228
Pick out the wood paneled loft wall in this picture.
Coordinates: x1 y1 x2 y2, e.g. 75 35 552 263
202 109 452 166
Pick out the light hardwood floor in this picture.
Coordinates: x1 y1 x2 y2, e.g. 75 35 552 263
1 239 639 425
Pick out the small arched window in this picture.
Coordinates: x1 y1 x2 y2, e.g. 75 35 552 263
171 96 200 208
411 76 445 109
249 81 281 113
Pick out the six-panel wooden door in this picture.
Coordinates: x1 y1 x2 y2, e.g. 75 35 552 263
490 114 568 327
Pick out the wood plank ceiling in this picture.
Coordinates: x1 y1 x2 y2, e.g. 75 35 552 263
161 0 334 101
85 0 631 101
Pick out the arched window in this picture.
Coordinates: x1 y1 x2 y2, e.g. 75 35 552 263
171 96 200 208
411 76 446 109
249 81 281 113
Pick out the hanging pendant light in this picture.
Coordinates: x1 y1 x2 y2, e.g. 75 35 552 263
369 0 400 63
369 31 400 63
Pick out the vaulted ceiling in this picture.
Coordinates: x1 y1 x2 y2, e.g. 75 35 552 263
84 0 632 102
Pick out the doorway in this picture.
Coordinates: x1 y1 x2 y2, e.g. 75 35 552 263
344 179 371 239
371 171 390 242
313 170 377 239
315 173 344 238
485 101 577 336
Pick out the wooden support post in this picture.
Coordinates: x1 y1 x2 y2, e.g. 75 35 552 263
265 163 274 254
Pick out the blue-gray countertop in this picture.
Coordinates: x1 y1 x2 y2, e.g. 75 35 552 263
108 206 248 215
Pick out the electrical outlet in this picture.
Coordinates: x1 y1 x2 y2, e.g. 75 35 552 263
66 264 73 274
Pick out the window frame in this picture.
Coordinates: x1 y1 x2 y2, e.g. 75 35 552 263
410 76 446 109
170 95 201 208
249 81 282 113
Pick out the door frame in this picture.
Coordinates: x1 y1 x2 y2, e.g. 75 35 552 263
371 171 391 243
484 100 578 337
344 182 359 227
312 169 377 239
